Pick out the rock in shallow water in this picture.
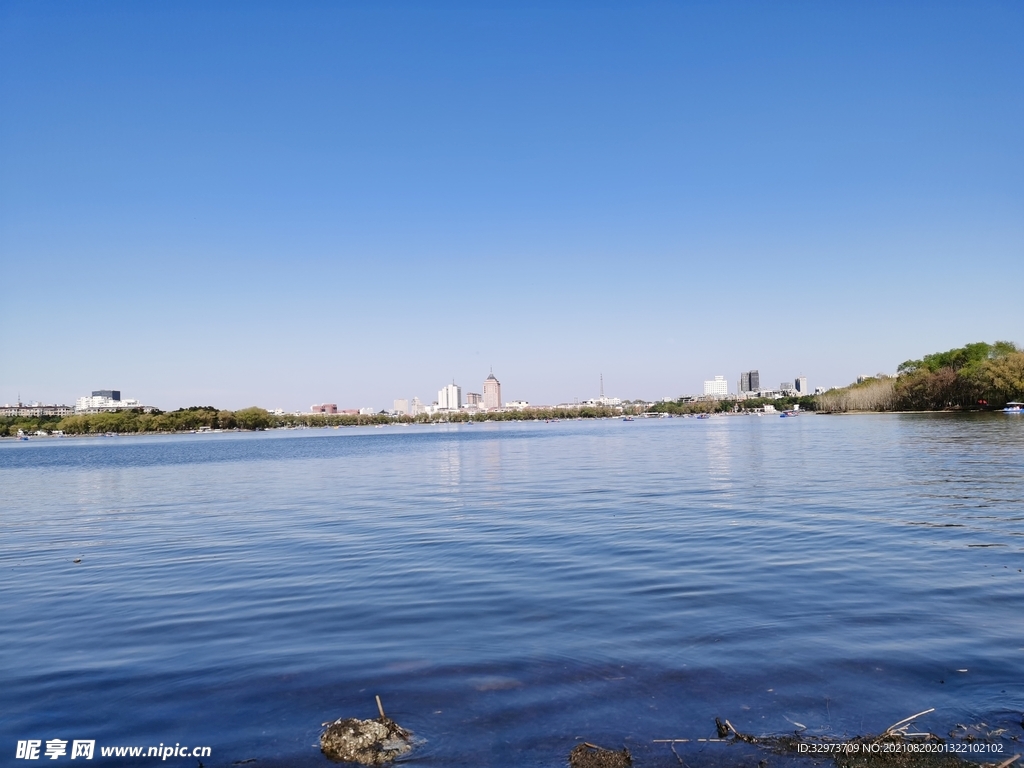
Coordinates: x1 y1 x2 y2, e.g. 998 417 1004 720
320 716 413 764
568 742 632 768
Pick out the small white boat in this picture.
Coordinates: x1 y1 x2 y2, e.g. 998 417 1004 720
1003 402 1024 413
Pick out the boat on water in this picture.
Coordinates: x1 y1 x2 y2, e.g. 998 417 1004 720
696 413 711 419
780 410 799 417
622 416 634 421
1003 402 1024 413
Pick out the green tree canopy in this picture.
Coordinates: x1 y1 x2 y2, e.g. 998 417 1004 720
898 341 1019 375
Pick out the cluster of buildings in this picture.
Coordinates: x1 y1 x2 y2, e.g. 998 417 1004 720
308 371 522 418
303 371 648 418
1 390 154 418
700 370 816 401
392 372 505 416
388 373 625 415
310 404 376 416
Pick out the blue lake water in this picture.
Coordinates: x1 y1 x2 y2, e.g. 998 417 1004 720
2 415 1023 767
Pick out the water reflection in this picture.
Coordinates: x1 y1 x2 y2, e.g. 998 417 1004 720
437 429 463 488
704 420 734 484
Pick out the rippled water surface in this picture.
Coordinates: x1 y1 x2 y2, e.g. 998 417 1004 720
2 415 1023 766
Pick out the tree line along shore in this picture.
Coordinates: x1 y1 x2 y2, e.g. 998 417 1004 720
3 342 1022 437
815 340 1023 413
1 405 634 437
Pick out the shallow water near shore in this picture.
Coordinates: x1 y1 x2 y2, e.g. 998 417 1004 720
2 414 1023 767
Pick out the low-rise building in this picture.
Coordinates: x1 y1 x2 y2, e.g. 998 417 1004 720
583 396 622 407
311 403 338 414
1 402 75 417
75 390 153 413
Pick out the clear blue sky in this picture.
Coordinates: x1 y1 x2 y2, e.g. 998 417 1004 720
2 1 1021 410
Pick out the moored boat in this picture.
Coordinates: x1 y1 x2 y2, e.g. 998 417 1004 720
1003 402 1024 413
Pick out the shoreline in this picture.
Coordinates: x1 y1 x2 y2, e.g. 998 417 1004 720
4 408 1016 441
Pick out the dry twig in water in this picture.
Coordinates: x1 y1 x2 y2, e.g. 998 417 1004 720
884 709 936 736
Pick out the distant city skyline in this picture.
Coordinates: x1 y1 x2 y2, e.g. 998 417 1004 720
0 359 957 414
1 3 1021 411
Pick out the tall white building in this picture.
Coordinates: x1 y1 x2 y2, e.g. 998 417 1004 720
483 372 501 410
795 376 809 395
393 399 409 415
703 375 729 398
438 382 462 410
410 397 425 416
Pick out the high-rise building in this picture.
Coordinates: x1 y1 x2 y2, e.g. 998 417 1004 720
739 371 761 393
703 375 729 397
795 376 809 395
465 392 482 406
393 399 409 415
92 390 120 401
410 397 425 416
438 382 462 410
483 372 501 410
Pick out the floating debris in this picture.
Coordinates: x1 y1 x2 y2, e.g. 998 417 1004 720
569 742 631 768
320 696 412 765
657 710 1020 768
